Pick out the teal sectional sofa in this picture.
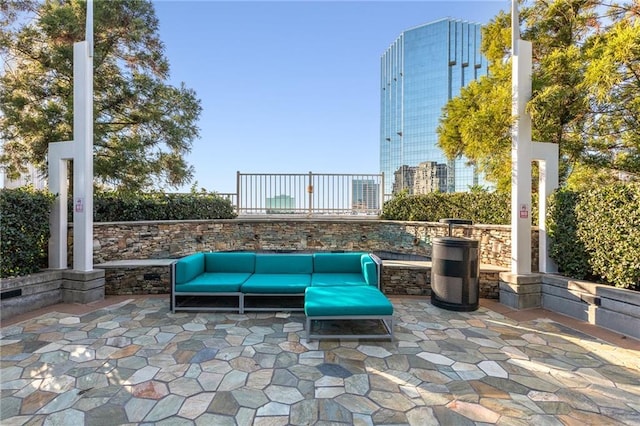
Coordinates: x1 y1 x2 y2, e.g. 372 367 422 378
171 251 393 340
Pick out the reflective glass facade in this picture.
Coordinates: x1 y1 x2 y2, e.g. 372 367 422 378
380 19 490 195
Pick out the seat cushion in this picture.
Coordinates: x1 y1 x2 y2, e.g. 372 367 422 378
305 286 393 317
310 273 367 287
175 272 251 293
241 274 311 294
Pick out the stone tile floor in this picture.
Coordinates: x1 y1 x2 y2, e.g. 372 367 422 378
1 296 639 425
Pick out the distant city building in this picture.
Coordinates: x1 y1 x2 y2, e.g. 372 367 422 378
0 164 47 190
414 161 448 194
380 18 490 195
266 194 295 214
351 179 379 211
392 165 416 194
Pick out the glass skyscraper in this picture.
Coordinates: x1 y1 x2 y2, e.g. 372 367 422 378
380 18 489 195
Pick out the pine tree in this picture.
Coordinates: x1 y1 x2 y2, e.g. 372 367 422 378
0 0 202 192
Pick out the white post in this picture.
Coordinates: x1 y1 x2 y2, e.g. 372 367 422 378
532 142 559 273
72 40 93 272
48 141 74 269
511 39 533 275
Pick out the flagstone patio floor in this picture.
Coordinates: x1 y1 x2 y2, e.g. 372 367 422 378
1 295 639 425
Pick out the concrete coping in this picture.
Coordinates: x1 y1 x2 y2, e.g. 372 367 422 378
597 285 640 306
382 260 507 272
95 259 177 268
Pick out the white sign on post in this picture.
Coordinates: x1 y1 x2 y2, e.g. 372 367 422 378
75 197 84 213
519 203 529 219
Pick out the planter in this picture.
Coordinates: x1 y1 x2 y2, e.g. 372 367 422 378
542 274 640 340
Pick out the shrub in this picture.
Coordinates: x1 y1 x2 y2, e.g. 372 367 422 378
0 187 54 278
381 191 511 224
547 189 592 279
576 183 640 290
81 190 237 222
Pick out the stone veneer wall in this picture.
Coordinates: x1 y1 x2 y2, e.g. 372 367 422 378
381 264 502 299
70 218 538 269
104 266 171 295
101 262 503 298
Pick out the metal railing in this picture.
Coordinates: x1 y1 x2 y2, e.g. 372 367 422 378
217 192 238 208
234 172 385 216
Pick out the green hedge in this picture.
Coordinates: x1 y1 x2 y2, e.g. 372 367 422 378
547 190 592 280
549 184 640 290
0 187 54 278
381 191 512 224
80 191 237 222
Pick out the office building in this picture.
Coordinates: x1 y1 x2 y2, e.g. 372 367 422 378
266 194 295 214
380 18 490 195
351 179 380 211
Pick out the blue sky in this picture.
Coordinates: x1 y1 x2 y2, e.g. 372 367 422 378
153 1 509 193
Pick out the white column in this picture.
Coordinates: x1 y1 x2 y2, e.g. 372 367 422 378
48 141 74 269
532 142 559 273
511 40 533 275
72 41 94 272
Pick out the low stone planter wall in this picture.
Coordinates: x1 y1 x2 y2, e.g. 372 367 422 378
95 260 175 296
542 274 640 340
0 269 105 321
94 259 503 300
382 262 502 299
68 218 539 271
0 270 63 321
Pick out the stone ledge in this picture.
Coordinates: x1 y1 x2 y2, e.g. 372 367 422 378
541 274 640 340
597 286 640 309
1 271 65 321
1 289 62 321
1 270 63 290
595 308 640 340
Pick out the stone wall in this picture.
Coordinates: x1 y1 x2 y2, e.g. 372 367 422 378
103 266 171 296
0 271 63 321
541 274 640 340
381 264 502 299
0 269 105 321
98 261 503 299
71 218 538 270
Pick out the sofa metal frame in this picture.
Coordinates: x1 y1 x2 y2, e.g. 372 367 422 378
305 315 394 341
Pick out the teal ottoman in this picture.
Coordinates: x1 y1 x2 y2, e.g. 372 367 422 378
304 286 394 341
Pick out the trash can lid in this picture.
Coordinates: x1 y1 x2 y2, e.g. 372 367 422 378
439 218 473 225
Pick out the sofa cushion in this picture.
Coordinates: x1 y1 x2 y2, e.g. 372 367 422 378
175 253 205 285
205 252 255 273
176 272 251 293
255 254 313 274
242 274 311 294
361 259 378 287
310 273 367 287
313 252 364 273
304 286 393 316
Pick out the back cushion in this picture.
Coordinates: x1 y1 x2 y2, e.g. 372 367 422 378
205 252 255 273
361 258 378 287
255 254 313 274
175 253 205 284
313 252 364 273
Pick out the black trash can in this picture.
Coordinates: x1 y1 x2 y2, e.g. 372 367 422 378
430 236 480 312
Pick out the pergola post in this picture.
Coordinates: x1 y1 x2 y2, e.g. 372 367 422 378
47 1 104 303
